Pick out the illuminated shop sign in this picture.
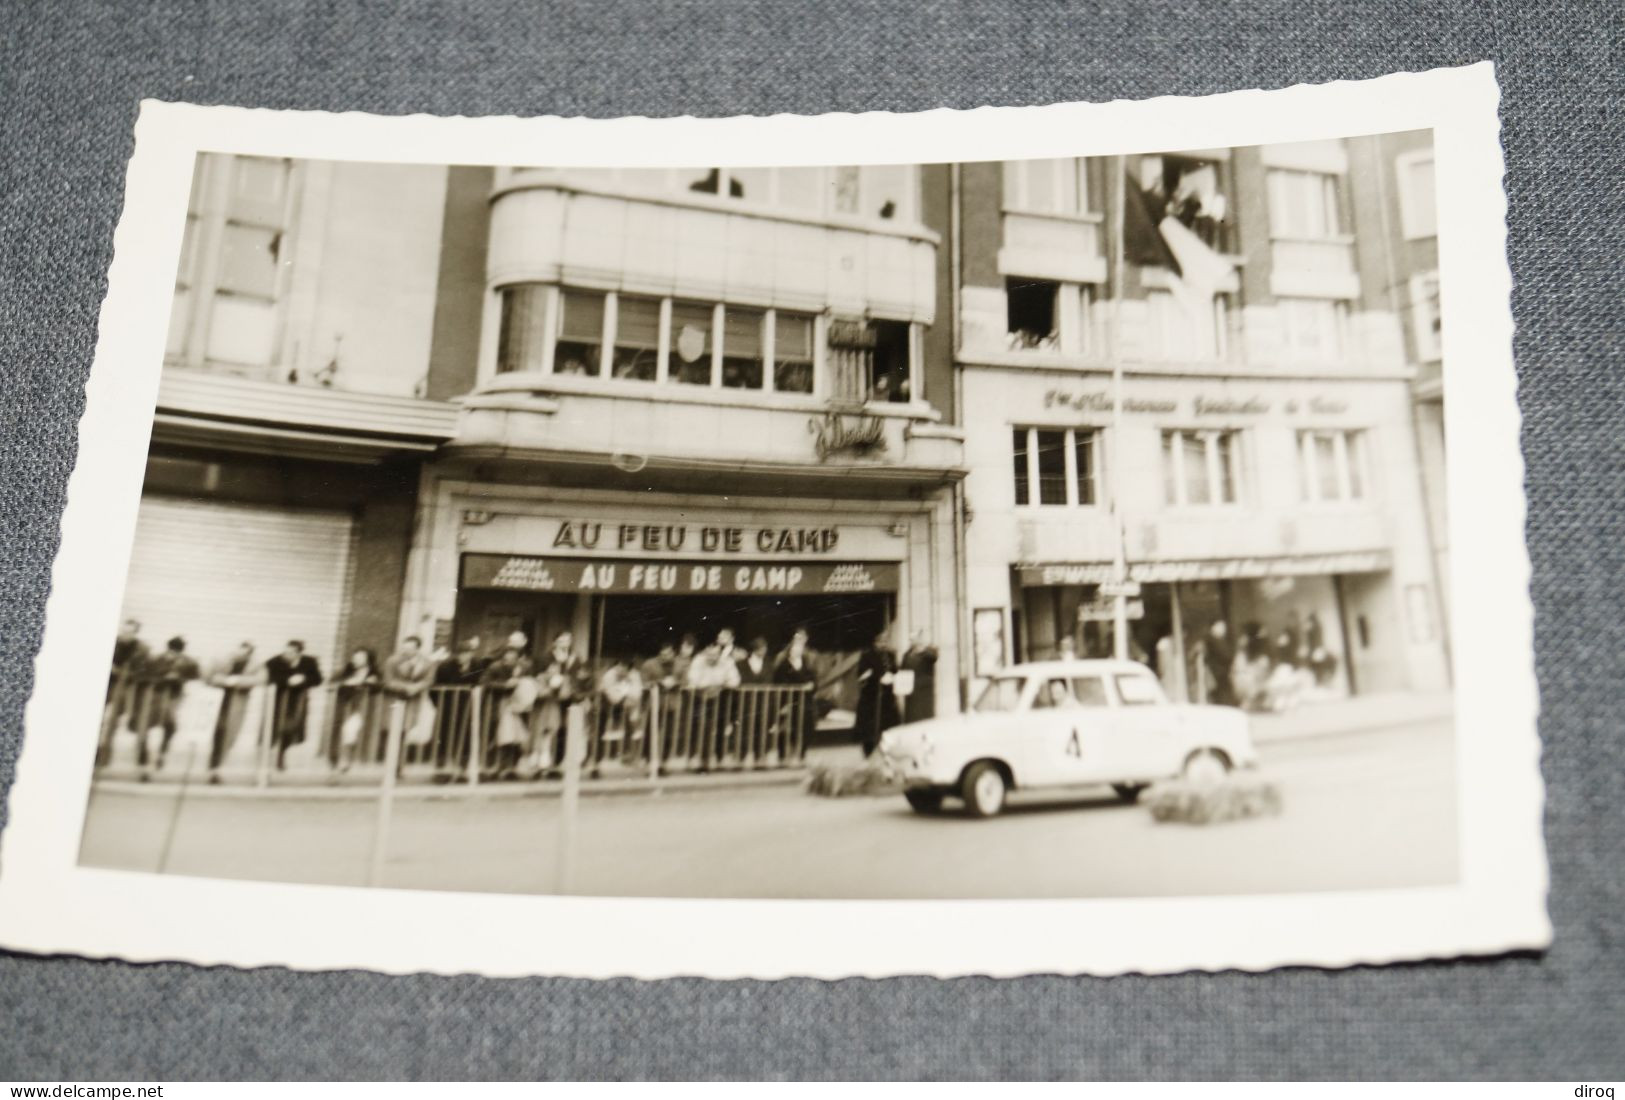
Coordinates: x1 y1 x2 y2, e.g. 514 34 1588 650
1016 550 1393 587
462 554 900 595
547 520 842 555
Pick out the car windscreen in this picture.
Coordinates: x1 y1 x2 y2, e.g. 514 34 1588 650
972 677 1025 713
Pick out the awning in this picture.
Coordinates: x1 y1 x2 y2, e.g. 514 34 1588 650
1016 550 1393 588
462 554 900 596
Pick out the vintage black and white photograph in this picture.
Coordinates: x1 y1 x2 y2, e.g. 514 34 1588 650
0 69 1547 978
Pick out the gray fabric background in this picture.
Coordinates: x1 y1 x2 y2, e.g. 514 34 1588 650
1 0 1620 1081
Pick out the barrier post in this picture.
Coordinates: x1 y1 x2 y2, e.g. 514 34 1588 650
368 700 405 888
555 704 586 894
647 686 662 784
256 686 275 789
467 687 483 788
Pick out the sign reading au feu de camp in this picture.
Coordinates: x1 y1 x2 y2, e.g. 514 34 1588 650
547 519 842 555
462 554 901 595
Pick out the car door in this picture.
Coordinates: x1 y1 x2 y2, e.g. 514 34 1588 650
1104 669 1180 780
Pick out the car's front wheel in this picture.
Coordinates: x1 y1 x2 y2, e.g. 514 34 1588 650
1111 782 1148 803
961 761 1008 818
1182 749 1231 787
904 788 946 814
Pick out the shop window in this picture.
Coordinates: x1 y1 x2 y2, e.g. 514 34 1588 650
869 320 912 403
666 300 714 385
721 307 766 389
1007 278 1060 350
1297 429 1369 503
545 289 601 376
773 311 816 394
1162 429 1242 507
1278 297 1349 363
1396 149 1437 240
1003 158 1090 216
497 285 555 374
1014 427 1099 508
1410 271 1442 362
1267 168 1342 239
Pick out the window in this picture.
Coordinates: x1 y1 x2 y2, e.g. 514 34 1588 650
973 677 1024 714
1396 150 1437 239
613 295 662 381
773 312 816 393
1013 427 1100 508
1410 271 1442 362
1162 430 1243 506
1278 297 1349 362
1141 154 1231 251
1297 430 1369 503
666 300 714 385
1267 169 1342 239
869 320 913 403
722 307 766 389
496 285 555 374
1006 278 1059 350
1114 673 1162 706
1070 677 1110 706
1003 158 1090 215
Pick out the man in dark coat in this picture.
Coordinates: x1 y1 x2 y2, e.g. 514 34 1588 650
264 640 324 771
138 636 201 777
853 629 901 757
102 618 150 766
1202 620 1236 706
900 630 939 725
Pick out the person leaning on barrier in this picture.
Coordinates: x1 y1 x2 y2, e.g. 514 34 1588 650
383 636 437 763
597 655 644 754
333 648 381 773
685 637 740 771
103 618 152 750
264 640 324 772
535 632 589 774
205 641 261 784
137 636 201 780
481 640 535 781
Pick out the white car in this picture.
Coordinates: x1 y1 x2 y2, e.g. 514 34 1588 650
879 659 1258 817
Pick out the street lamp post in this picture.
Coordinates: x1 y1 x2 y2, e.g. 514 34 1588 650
1109 155 1130 661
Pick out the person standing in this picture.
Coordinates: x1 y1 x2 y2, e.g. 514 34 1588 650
332 648 381 773
138 636 201 779
685 638 741 770
536 632 589 775
773 627 818 760
383 636 437 767
900 631 939 725
264 640 324 772
103 618 151 764
596 655 644 768
432 636 488 777
1202 620 1236 707
205 641 260 784
481 640 535 781
854 629 901 757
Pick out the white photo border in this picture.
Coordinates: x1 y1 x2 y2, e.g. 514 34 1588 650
0 62 1548 978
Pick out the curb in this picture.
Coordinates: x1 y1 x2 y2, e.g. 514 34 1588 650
1250 704 1453 745
91 769 808 802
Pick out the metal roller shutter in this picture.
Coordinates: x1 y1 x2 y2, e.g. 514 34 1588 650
116 495 355 765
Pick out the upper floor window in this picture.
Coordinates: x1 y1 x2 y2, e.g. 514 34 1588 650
1003 158 1090 216
826 317 916 404
1277 297 1349 363
1298 429 1369 503
169 154 295 371
1162 429 1242 507
1395 150 1437 240
1013 427 1100 507
495 284 827 397
1409 272 1442 362
1267 169 1342 239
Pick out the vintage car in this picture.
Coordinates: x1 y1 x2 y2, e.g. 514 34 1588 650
878 659 1258 817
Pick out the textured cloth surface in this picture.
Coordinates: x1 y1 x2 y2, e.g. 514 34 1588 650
1 0 1621 1082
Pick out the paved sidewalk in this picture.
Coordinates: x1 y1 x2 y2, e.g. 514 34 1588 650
1247 690 1454 743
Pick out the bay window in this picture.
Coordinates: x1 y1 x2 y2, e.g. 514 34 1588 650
1013 427 1099 507
1162 430 1242 506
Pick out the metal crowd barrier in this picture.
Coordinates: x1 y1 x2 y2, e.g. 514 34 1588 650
100 675 813 787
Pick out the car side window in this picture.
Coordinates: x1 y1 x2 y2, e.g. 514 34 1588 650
1069 676 1109 706
1033 678 1079 709
1114 673 1161 706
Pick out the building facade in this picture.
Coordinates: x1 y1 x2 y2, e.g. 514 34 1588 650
954 137 1451 701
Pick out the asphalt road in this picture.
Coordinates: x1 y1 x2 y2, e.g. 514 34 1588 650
78 719 1458 899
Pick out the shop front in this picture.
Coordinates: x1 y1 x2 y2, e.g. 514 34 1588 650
400 486 960 721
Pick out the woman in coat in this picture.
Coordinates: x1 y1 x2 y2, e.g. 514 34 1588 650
481 640 535 781
853 630 901 757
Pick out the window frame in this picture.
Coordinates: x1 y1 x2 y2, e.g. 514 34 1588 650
1002 158 1092 217
1395 149 1438 241
1012 425 1102 509
1266 168 1344 240
1297 428 1371 505
1160 428 1245 508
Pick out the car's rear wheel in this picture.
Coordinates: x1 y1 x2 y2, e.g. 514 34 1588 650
1111 782 1148 803
1182 749 1231 787
961 761 1008 818
904 788 946 814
